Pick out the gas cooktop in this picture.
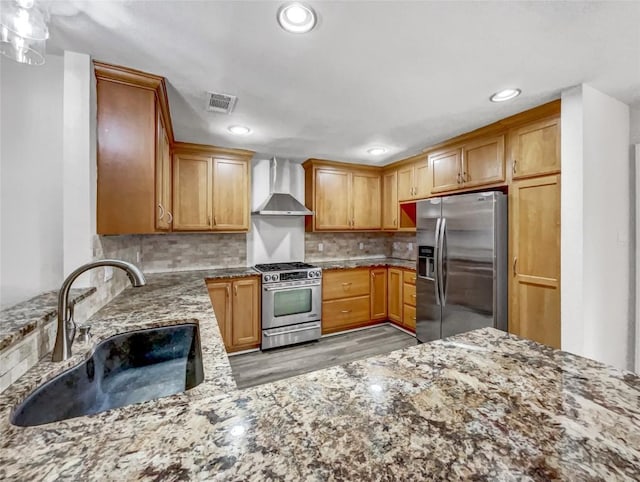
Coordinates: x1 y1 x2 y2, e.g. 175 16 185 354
254 262 317 273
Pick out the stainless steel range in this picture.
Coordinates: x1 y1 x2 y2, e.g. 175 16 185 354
254 262 322 350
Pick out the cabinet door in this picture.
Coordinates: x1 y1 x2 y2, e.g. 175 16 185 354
323 269 370 300
430 148 462 193
397 165 414 202
213 158 249 230
231 278 261 349
510 175 560 348
315 168 352 230
97 80 156 234
207 281 232 350
463 135 505 188
414 157 430 199
370 268 387 321
172 153 213 231
382 170 398 230
403 304 416 331
155 108 172 231
387 268 403 323
511 117 560 179
322 296 371 334
352 171 381 230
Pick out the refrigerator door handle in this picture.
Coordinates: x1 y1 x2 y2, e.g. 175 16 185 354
433 217 442 306
437 217 447 306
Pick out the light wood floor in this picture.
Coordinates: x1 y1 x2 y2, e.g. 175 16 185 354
229 324 417 389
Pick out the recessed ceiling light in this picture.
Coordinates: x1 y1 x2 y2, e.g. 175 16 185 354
277 2 317 34
228 125 251 135
367 146 387 155
490 88 522 102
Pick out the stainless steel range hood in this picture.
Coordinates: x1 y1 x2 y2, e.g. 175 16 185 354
252 157 313 216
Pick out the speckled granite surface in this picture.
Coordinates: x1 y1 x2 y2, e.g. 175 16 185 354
0 288 96 352
314 257 416 271
1 269 640 480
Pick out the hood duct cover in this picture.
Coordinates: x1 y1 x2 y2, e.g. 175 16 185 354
252 157 313 216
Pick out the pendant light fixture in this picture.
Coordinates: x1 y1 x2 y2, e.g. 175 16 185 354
0 0 50 65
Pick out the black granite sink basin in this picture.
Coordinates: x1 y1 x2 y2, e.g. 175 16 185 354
11 324 204 427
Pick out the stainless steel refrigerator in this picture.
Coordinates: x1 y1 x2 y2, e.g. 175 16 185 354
416 191 507 342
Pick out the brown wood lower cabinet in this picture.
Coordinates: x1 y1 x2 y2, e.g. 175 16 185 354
370 268 387 321
398 269 417 331
322 296 371 333
322 266 416 335
207 276 260 352
387 268 403 323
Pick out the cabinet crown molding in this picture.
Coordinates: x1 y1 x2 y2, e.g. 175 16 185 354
94 60 175 145
172 142 255 160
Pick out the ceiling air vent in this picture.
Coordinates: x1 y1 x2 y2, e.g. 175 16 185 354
206 91 237 114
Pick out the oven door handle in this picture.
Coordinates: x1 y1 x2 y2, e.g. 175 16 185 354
263 284 320 292
263 324 321 337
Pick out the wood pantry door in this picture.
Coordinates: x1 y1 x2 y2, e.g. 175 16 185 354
510 174 561 348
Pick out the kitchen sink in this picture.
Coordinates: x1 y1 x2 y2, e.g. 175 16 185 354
11 324 204 427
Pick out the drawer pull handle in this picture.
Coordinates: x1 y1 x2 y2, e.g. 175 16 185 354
411 294 416 298
341 310 352 314
342 282 352 286
412 316 416 321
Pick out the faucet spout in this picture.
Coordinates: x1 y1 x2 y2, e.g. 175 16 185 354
52 259 146 362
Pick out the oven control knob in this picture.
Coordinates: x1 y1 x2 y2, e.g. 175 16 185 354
273 274 279 281
265 275 271 282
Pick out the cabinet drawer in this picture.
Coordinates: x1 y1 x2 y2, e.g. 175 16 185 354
322 296 370 330
323 269 370 300
403 304 416 331
402 270 416 285
403 283 416 307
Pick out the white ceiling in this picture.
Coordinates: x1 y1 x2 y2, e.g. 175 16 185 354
45 1 640 164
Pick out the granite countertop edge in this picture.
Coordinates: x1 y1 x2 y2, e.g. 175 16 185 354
0 288 97 353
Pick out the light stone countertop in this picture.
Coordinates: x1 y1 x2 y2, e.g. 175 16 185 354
312 257 416 271
1 268 640 480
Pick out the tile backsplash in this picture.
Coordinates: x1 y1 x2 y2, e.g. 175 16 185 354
141 233 247 272
390 232 417 261
305 232 416 262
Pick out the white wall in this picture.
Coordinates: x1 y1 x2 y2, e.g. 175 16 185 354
62 52 96 286
247 158 305 265
0 55 65 308
561 84 632 371
631 106 640 145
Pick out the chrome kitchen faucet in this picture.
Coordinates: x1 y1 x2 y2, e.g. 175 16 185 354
51 259 146 362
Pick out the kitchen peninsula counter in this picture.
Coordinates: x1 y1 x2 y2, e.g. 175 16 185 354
1 269 639 480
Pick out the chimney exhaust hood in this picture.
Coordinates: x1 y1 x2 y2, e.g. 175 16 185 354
252 157 313 216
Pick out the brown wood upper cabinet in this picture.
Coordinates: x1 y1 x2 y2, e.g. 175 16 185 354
382 170 398 230
303 160 382 231
510 117 560 179
397 154 429 201
155 107 172 231
207 276 261 353
95 62 174 235
429 135 505 194
172 144 252 232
